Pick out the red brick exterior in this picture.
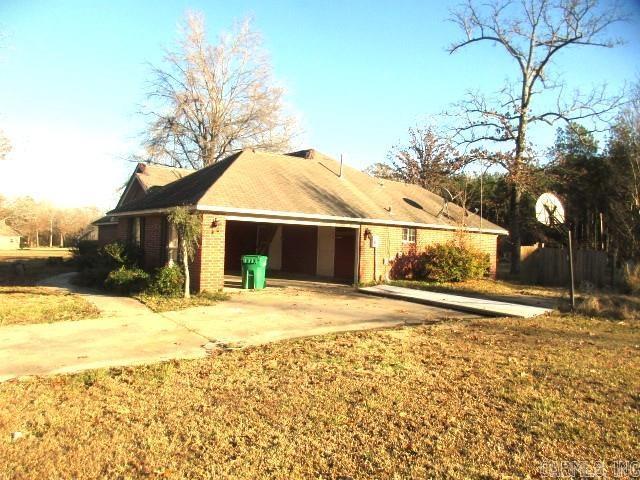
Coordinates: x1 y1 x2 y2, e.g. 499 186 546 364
97 224 118 247
116 218 129 242
142 215 164 270
358 225 498 284
115 212 499 291
191 214 226 292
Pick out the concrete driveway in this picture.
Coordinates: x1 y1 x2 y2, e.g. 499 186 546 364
0 278 474 381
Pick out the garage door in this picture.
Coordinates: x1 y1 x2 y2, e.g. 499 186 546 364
333 227 356 281
281 225 318 275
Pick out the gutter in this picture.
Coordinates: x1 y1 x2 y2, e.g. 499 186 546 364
195 205 509 235
107 204 508 235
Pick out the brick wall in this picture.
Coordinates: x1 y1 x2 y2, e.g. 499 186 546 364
97 224 118 247
116 218 129 242
358 225 498 283
191 214 226 292
142 215 164 270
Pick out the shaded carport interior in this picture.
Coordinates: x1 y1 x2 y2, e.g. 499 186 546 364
224 219 358 284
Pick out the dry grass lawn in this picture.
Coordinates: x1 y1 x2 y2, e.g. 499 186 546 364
0 287 100 326
389 277 563 301
0 312 638 479
390 278 639 320
0 247 73 260
135 291 230 312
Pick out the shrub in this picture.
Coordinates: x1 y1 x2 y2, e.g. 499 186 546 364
72 242 103 270
423 243 490 283
147 265 185 297
104 267 150 295
103 241 142 268
390 242 490 283
389 251 428 280
73 267 112 288
76 240 99 257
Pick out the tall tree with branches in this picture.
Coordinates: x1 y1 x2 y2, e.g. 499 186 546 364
605 85 640 260
385 126 470 193
448 0 628 273
141 12 296 169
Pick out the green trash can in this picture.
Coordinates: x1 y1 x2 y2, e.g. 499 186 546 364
241 255 268 289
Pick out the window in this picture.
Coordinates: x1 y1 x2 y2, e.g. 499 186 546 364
166 222 179 265
402 227 416 243
130 217 143 246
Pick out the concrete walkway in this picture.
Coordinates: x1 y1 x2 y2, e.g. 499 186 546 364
0 314 209 381
1 278 474 382
38 272 151 317
359 284 553 318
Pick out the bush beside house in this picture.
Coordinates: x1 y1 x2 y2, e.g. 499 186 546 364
73 240 214 311
390 242 490 283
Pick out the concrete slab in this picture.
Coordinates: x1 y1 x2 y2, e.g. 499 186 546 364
1 278 476 382
38 272 152 317
359 284 553 318
0 314 208 382
165 285 476 347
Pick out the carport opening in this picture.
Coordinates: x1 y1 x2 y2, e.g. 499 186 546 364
224 220 357 285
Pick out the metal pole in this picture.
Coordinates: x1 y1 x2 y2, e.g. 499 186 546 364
568 229 576 311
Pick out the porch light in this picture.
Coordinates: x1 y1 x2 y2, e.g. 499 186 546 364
363 228 372 240
211 218 220 229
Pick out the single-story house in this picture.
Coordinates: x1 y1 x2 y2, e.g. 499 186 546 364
93 163 194 246
103 149 508 291
0 220 21 250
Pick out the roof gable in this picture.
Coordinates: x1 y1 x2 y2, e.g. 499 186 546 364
116 163 195 208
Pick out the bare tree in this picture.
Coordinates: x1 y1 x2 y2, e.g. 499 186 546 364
141 12 296 169
606 83 640 260
386 126 470 192
448 0 628 273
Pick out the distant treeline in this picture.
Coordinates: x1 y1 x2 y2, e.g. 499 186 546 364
0 195 102 248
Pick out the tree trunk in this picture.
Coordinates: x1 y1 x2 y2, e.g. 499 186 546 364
181 239 190 299
509 183 522 274
35 229 39 247
509 77 530 276
59 232 64 248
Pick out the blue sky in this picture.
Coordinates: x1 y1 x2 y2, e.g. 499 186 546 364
0 0 638 209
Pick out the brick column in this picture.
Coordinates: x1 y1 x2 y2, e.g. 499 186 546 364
116 218 129 242
191 214 226 292
142 215 163 270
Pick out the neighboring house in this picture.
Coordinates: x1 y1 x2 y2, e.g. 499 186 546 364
105 149 508 291
94 163 194 246
0 220 21 250
92 215 119 246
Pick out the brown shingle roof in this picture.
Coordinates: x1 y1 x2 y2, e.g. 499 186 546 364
135 164 194 191
109 150 507 234
91 215 118 226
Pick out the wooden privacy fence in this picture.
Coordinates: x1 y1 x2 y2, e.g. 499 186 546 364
520 246 609 287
